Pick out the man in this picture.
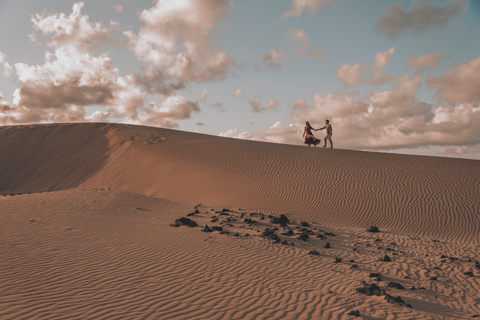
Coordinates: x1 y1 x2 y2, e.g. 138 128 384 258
316 120 333 148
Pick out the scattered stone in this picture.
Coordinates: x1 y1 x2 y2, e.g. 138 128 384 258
308 250 320 256
347 310 361 317
220 212 229 216
281 229 295 236
440 254 447 259
324 242 331 248
300 221 310 227
222 208 230 212
367 226 380 233
369 273 382 278
325 232 336 237
463 271 474 277
384 293 410 307
297 231 309 241
271 214 290 226
334 257 342 263
211 226 223 232
244 218 256 224
29 219 36 223
351 265 358 268
475 261 480 270
387 282 405 290
203 225 213 232
234 233 240 237
383 255 391 262
316 234 326 239
262 228 276 237
375 239 381 242
355 282 382 296
281 240 289 245
174 217 198 227
349 259 355 262
220 230 230 234
410 286 416 290
429 276 437 281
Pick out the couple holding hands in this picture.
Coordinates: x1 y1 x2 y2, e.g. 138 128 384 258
303 120 333 148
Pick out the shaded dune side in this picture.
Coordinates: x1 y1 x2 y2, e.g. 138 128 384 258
1 123 479 243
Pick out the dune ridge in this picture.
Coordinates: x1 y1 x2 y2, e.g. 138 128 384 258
1 122 479 244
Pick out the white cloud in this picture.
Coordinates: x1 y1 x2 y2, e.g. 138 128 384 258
248 97 279 113
113 4 123 13
376 0 467 39
282 0 334 18
287 28 322 61
0 52 12 77
370 47 395 86
200 88 208 103
427 57 480 105
440 145 480 155
407 53 444 72
336 63 363 87
30 2 111 51
262 49 288 70
234 89 244 97
139 95 200 128
220 121 302 144
124 0 235 82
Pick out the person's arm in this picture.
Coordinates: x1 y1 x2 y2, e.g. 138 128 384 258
318 126 326 131
302 128 305 137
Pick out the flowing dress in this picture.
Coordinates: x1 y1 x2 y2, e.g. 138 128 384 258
304 127 321 146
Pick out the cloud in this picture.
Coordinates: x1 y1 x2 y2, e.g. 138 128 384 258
336 63 363 87
139 95 200 128
30 2 111 51
406 53 444 72
370 47 395 86
427 57 480 106
262 49 288 70
124 0 235 82
376 0 467 39
132 68 185 95
220 121 302 144
113 4 123 13
200 88 208 103
212 102 225 111
248 97 279 113
282 0 334 18
234 89 244 97
439 145 480 155
0 52 12 77
287 28 322 61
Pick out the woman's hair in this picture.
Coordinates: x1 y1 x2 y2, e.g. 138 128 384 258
305 121 310 126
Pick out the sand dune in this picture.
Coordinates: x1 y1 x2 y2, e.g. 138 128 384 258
1 123 479 243
1 123 479 319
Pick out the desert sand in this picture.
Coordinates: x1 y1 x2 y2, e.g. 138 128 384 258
0 123 479 319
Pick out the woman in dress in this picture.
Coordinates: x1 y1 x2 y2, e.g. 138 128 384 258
303 121 321 147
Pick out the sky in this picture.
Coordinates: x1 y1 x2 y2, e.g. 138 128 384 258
1 0 480 159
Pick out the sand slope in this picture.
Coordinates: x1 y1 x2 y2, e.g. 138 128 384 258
1 123 479 243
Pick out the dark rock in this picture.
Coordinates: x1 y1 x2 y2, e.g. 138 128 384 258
384 294 407 306
383 255 391 262
351 265 358 268
220 230 230 234
282 240 289 245
244 218 256 224
308 250 320 255
471 315 480 318
355 282 381 296
325 232 336 237
222 208 230 212
174 217 198 227
368 226 380 233
349 260 355 262
210 217 218 222
463 271 474 277
203 225 213 232
387 282 405 290
301 221 310 227
475 261 480 270
334 257 342 263
281 229 295 236
234 233 240 236
187 212 196 216
297 231 309 241
316 234 326 239
369 273 382 278
410 286 416 290
375 239 381 242
347 310 361 317
271 214 290 226
429 276 437 281
262 228 276 237
324 242 331 248
220 212 229 216
211 226 223 232
440 254 447 259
